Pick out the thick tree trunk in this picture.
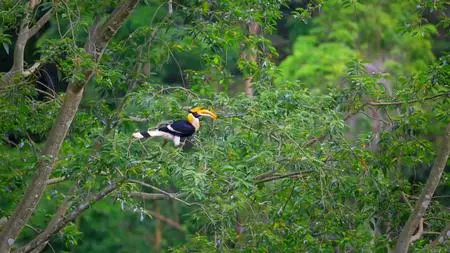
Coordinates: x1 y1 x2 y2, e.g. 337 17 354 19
394 123 450 252
0 1 140 252
0 83 84 252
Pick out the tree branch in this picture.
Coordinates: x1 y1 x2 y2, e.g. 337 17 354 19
303 92 449 148
130 191 183 200
21 185 79 253
302 111 358 147
254 170 314 184
394 123 450 253
409 218 424 243
2 6 53 84
22 63 41 77
242 22 260 97
366 92 450 106
86 0 140 59
123 116 151 122
28 9 53 38
45 177 66 185
128 179 192 206
15 178 125 253
144 209 184 232
0 1 141 251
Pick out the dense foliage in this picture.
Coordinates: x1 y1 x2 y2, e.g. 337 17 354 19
1 0 449 252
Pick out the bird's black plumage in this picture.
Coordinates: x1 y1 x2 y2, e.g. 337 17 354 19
159 120 196 137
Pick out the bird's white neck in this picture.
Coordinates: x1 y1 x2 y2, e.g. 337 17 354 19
187 113 200 131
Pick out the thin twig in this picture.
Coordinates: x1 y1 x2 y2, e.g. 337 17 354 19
401 191 414 211
124 116 151 122
128 179 192 206
366 92 450 106
254 170 314 184
130 191 184 200
302 111 358 147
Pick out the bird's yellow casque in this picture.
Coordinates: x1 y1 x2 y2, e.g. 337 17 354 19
132 106 217 146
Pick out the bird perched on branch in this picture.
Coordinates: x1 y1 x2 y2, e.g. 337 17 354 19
132 106 217 146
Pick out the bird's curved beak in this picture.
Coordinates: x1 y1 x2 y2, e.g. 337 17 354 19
197 109 217 120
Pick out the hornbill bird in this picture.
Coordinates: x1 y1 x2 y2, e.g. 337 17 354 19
132 106 217 146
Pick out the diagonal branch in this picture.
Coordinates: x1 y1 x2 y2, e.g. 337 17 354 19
128 179 193 206
144 209 184 232
394 123 450 253
15 178 126 253
23 62 41 77
2 6 53 84
28 9 53 38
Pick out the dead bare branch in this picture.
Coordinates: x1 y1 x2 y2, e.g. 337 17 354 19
144 209 184 232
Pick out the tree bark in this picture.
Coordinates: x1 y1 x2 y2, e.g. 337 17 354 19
2 2 53 84
394 123 450 253
130 192 183 200
15 179 125 253
243 22 260 97
0 83 83 252
154 202 162 253
0 1 140 252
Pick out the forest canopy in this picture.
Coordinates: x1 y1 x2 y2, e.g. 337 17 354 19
0 0 449 252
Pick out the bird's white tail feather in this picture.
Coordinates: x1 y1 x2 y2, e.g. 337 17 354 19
132 130 174 139
148 130 165 137
132 132 145 139
132 130 181 146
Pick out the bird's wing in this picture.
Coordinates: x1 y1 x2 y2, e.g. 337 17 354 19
159 120 195 137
